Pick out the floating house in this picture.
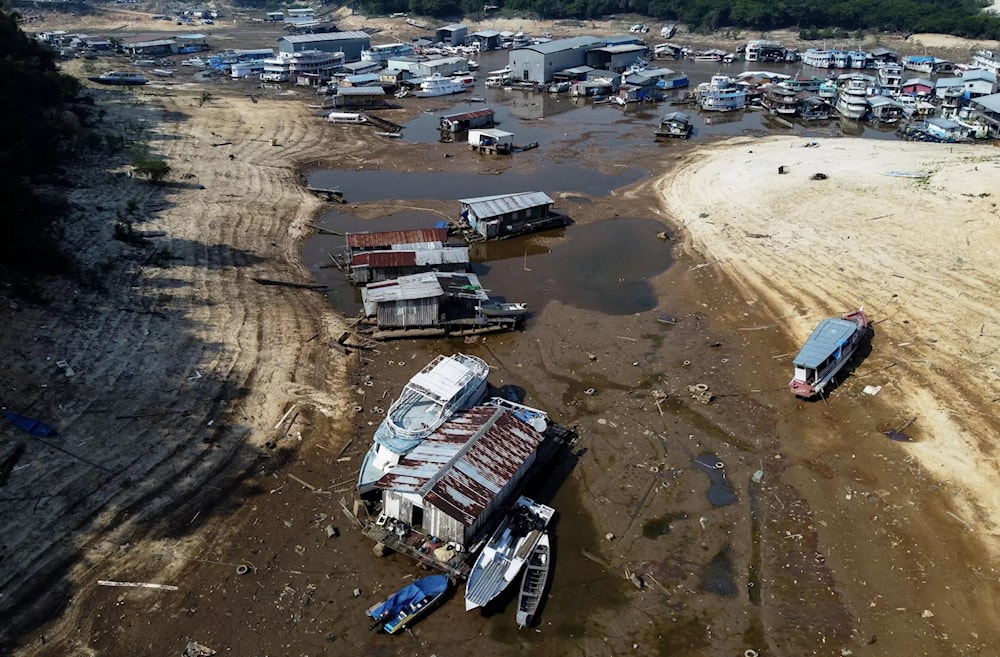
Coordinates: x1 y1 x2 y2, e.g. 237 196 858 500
347 228 449 257
922 117 965 141
440 108 495 132
373 404 546 546
468 128 514 155
970 93 1000 137
350 246 470 284
122 38 178 57
458 192 560 240
655 111 693 139
333 86 387 108
901 78 934 96
360 271 518 337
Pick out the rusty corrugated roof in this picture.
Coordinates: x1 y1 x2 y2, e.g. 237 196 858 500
376 406 544 526
346 228 448 249
441 108 495 122
352 251 418 268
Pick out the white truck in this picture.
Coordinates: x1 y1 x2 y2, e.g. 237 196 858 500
661 24 677 39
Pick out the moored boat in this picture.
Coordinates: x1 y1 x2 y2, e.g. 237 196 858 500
465 496 555 611
516 532 550 628
835 75 869 120
87 71 148 86
366 574 449 634
415 73 468 97
358 353 489 493
697 75 746 112
788 308 869 398
477 301 527 318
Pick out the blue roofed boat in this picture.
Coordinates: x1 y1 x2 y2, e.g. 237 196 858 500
366 574 449 634
789 308 869 398
358 353 489 494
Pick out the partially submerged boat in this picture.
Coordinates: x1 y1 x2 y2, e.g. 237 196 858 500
465 496 555 611
358 353 489 493
789 308 869 398
516 532 550 628
366 574 449 634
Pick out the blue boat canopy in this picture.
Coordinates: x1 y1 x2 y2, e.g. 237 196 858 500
792 318 859 369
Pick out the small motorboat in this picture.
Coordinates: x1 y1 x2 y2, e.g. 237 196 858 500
366 574 449 634
516 532 550 628
477 301 527 318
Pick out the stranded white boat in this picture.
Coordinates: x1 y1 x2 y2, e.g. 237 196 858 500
465 496 555 611
357 353 489 493
789 308 869 398
87 71 148 85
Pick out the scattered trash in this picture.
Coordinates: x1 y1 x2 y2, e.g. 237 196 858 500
3 411 59 437
55 359 75 377
605 533 615 541
353 588 362 597
655 231 671 241
777 165 787 174
752 469 764 484
656 314 677 325
810 172 828 180
183 642 217 657
98 580 178 591
584 387 596 396
235 565 249 575
587 352 597 361
687 383 714 404
921 609 934 618
863 385 882 396
884 416 917 442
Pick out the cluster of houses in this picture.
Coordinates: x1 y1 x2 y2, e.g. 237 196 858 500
338 191 564 338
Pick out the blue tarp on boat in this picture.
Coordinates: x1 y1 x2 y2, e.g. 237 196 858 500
366 574 448 634
3 411 59 437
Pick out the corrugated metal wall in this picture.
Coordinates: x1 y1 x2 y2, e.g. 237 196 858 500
376 298 440 328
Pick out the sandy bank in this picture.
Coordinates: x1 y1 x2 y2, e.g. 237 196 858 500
655 135 1000 544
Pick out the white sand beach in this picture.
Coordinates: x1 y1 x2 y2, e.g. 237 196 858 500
655 136 1000 547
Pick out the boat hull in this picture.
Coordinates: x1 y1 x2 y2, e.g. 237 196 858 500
516 532 550 628
465 496 555 611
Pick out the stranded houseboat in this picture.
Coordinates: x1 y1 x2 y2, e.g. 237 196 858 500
789 308 869 398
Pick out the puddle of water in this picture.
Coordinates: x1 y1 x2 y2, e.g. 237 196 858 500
694 453 738 507
641 511 688 538
304 215 673 318
307 163 644 202
700 544 737 596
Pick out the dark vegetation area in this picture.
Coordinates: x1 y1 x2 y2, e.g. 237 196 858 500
340 0 1000 38
0 1 82 285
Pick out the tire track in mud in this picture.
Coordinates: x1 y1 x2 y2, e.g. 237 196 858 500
0 94 353 651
